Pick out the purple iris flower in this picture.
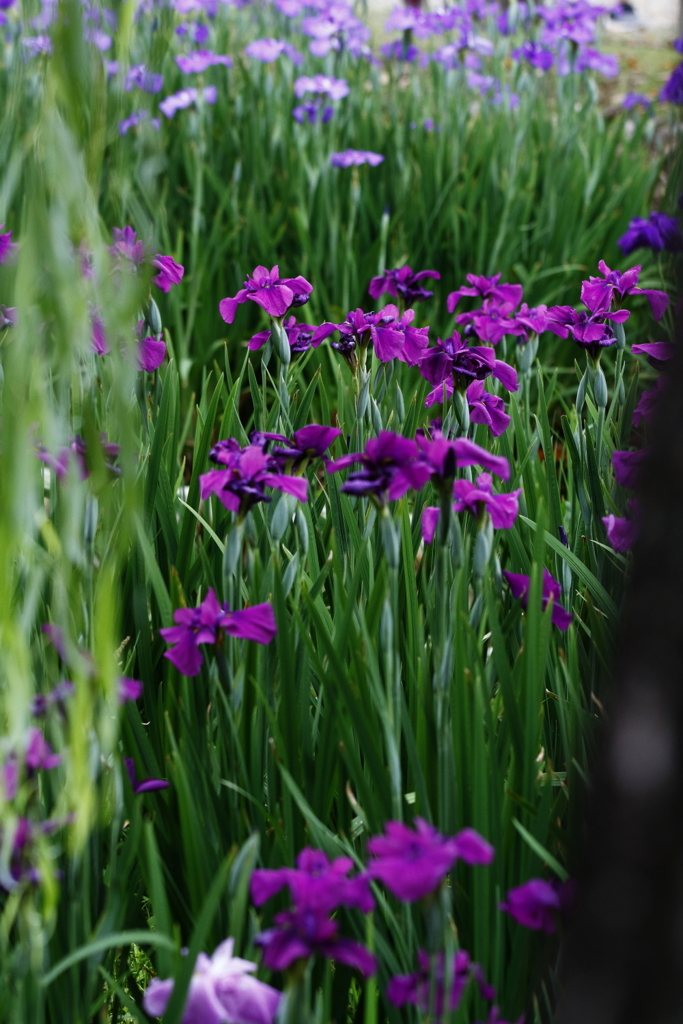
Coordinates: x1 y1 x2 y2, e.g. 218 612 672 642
329 150 384 168
248 316 316 355
514 303 550 341
612 447 649 490
37 433 120 483
660 63 683 104
466 380 512 436
511 41 554 70
159 85 217 118
455 299 525 346
30 680 75 717
90 311 109 355
292 101 333 124
500 879 561 934
503 569 572 630
251 847 374 913
265 425 342 471
545 290 629 355
623 92 652 110
119 677 143 703
175 49 232 73
143 938 281 1024
631 341 674 371
2 758 18 801
581 261 669 321
602 509 639 553
381 40 420 61
633 377 666 427
119 110 161 135
200 439 309 515
110 227 184 295
452 473 521 529
312 306 404 366
0 305 16 328
255 905 377 976
124 758 170 794
25 729 61 771
446 274 523 314
151 254 185 293
219 265 313 325
366 819 494 902
419 331 519 393
327 431 420 504
617 211 683 256
388 950 474 1016
391 309 431 365
0 224 17 264
368 265 440 304
138 330 167 372
22 36 52 56
244 38 303 64
160 588 277 676
415 431 510 483
294 74 349 100
576 48 619 78
125 64 164 94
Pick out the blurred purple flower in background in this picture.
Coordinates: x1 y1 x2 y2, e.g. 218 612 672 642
511 41 554 70
159 85 217 117
660 63 683 104
251 846 373 913
388 950 474 1016
617 211 683 255
369 265 440 304
175 49 232 73
125 64 163 93
622 92 651 110
294 73 350 100
503 569 572 630
366 818 494 901
124 758 170 795
612 447 649 490
447 274 523 313
330 149 384 167
245 38 303 64
255 905 377 975
500 879 562 933
119 110 161 135
0 224 17 264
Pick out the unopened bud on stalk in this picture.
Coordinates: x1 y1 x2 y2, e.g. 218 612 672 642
380 598 393 654
380 509 400 569
370 398 383 435
453 389 470 434
576 370 588 414
224 519 245 578
614 321 626 351
296 507 309 555
146 297 163 337
593 365 608 409
395 383 405 424
357 372 370 420
473 524 491 580
271 320 291 366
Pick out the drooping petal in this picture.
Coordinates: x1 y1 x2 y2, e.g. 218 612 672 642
138 335 166 372
219 290 249 324
421 506 440 544
222 603 277 644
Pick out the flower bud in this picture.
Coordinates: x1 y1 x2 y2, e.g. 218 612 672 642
593 365 608 409
296 507 309 555
270 493 292 541
576 370 588 414
357 374 370 420
370 398 383 435
614 321 626 350
473 525 491 580
272 322 291 366
146 297 163 337
380 511 400 569
395 383 405 424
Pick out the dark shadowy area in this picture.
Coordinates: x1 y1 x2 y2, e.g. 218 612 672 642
556 175 683 1024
